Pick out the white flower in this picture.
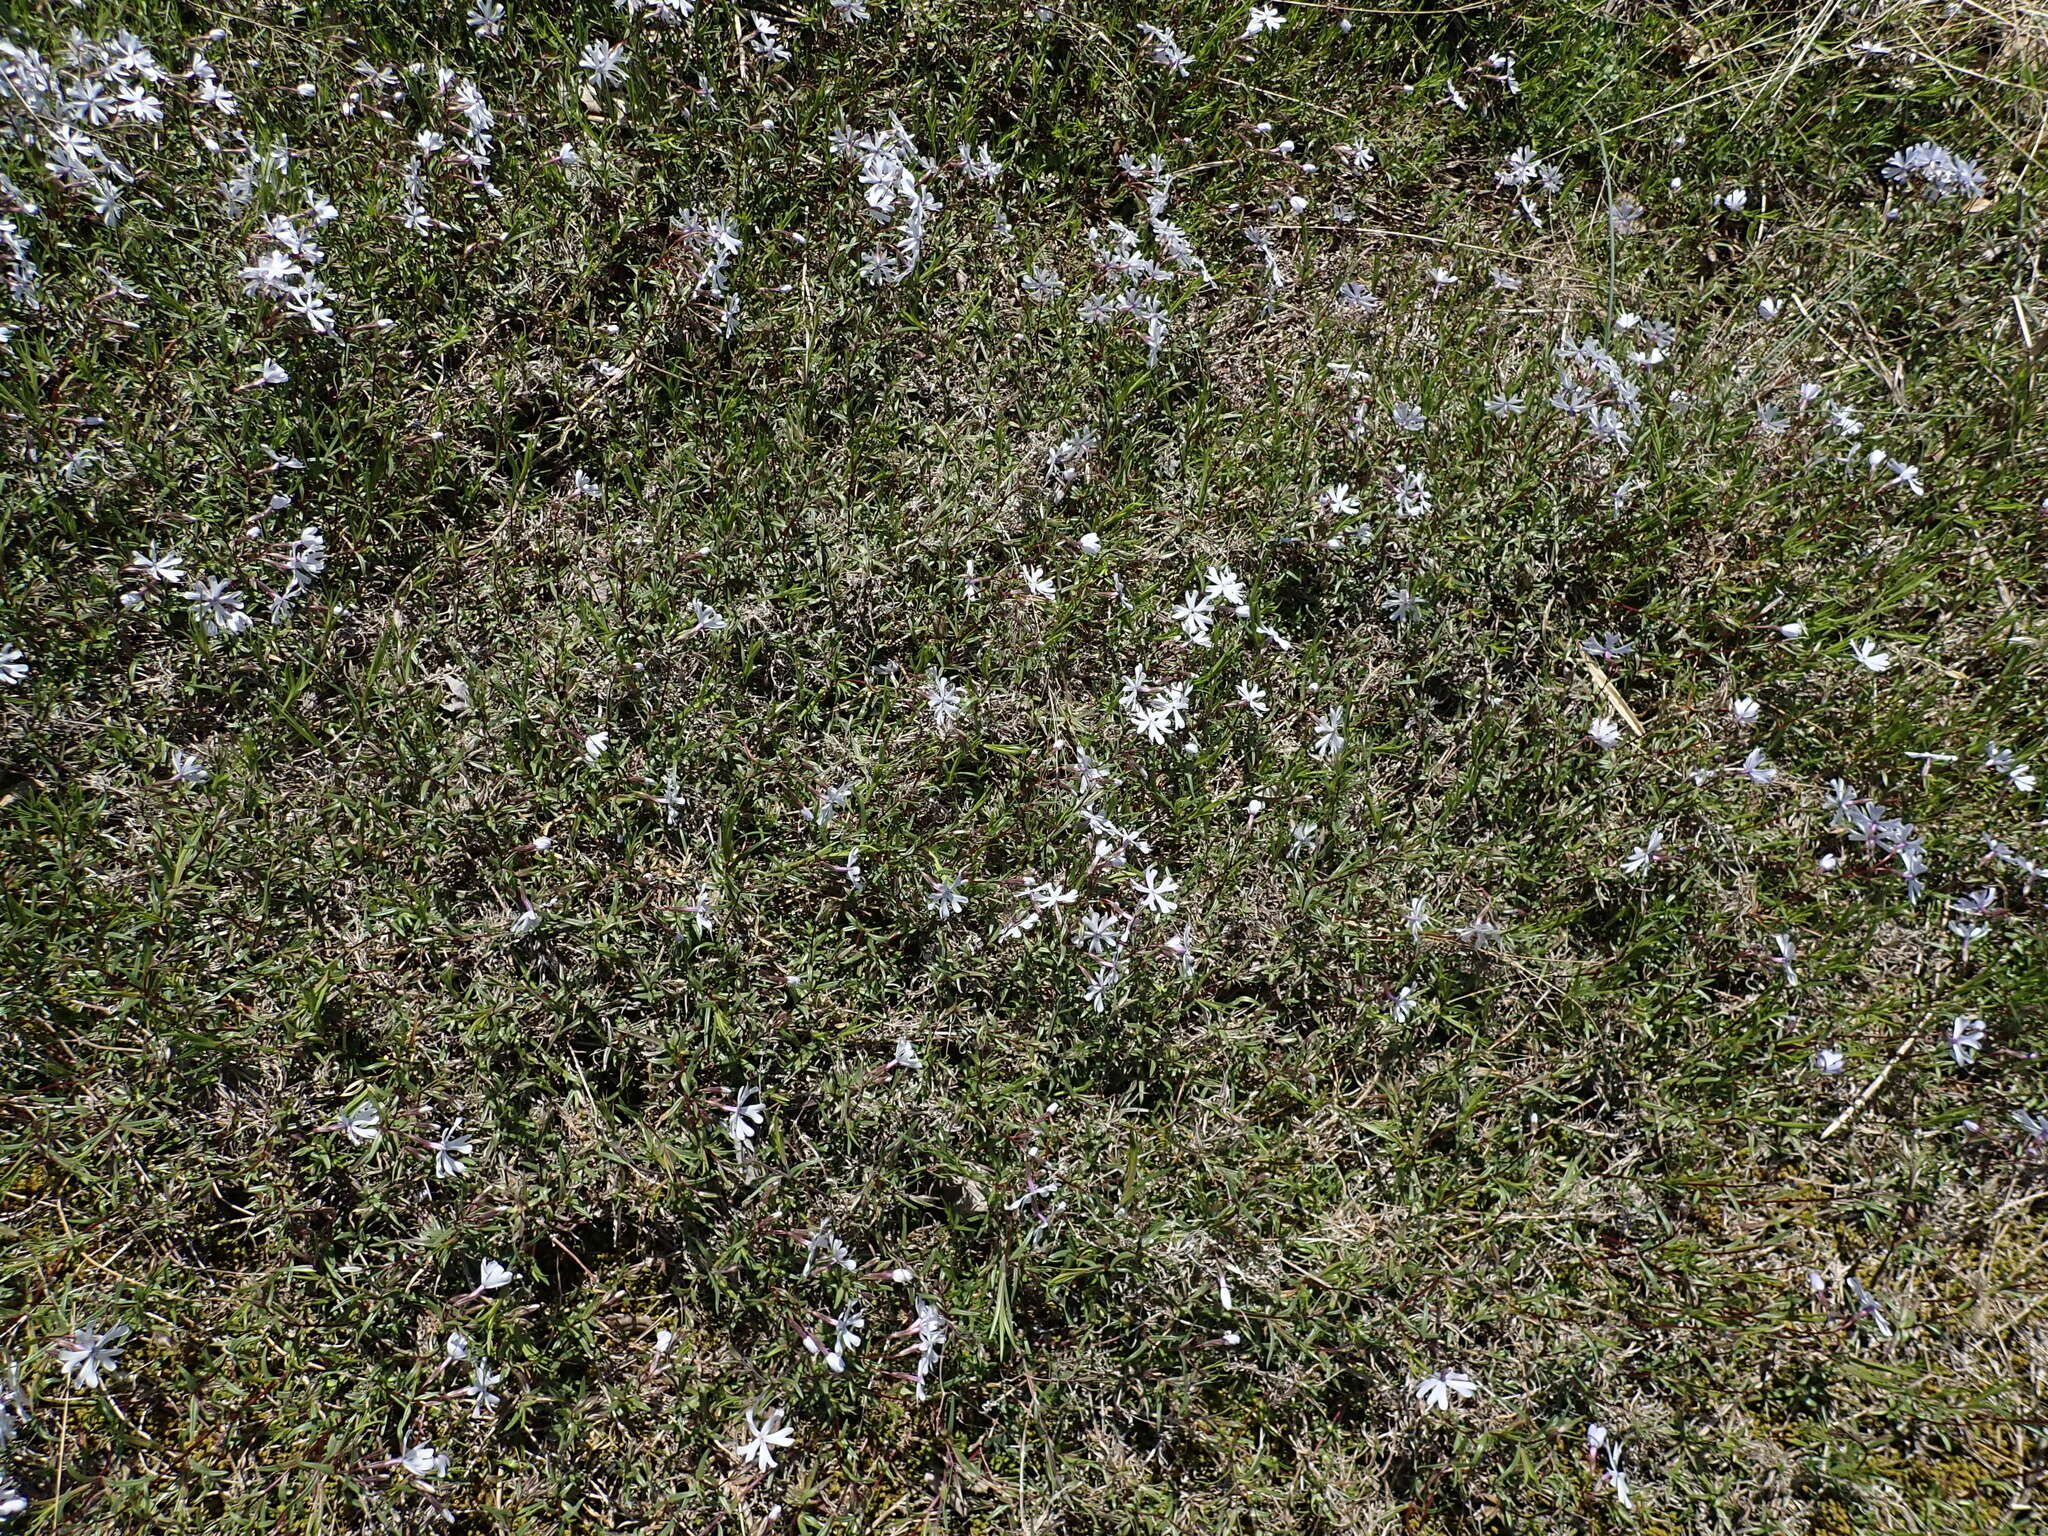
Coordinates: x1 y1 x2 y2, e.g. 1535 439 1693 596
285 526 327 580
804 782 854 828
1849 639 1891 672
1319 482 1359 520
1027 879 1079 912
464 1359 504 1417
56 1321 130 1389
1729 696 1761 726
891 1039 922 1070
1948 1015 1986 1066
130 546 188 585
169 748 209 787
0 644 24 687
1243 4 1285 38
928 875 967 920
398 1444 448 1479
1134 866 1179 915
809 1300 866 1371
1019 565 1056 601
924 669 966 730
1082 962 1120 1012
1984 743 2036 793
1848 1275 1893 1338
1203 566 1247 612
474 1259 515 1293
1139 22 1192 73
1588 716 1622 750
250 357 287 386
1077 909 1124 955
578 40 628 86
727 1086 765 1147
908 1299 948 1398
335 1101 380 1145
582 730 611 762
1170 590 1217 647
1414 1368 1477 1412
1589 1423 1634 1509
1878 456 1924 496
1236 680 1268 714
1383 588 1422 624
731 1407 796 1473
1732 747 1776 785
1581 631 1634 662
1311 707 1345 760
1770 933 1799 988
1815 1046 1845 1074
1620 829 1664 876
428 1121 473 1178
186 578 253 638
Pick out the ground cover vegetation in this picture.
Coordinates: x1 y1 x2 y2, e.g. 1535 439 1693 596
2 0 2046 1530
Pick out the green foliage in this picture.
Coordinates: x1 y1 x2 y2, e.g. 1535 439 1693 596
1 1 2044 1531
